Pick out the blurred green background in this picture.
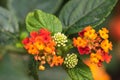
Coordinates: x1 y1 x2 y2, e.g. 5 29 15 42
0 0 120 80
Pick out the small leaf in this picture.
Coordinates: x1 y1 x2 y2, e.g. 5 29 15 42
26 10 62 33
8 0 63 22
20 31 28 40
59 0 117 34
66 59 93 80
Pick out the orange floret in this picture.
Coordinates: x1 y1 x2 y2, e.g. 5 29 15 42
50 55 64 67
27 44 39 55
73 37 87 47
84 28 97 40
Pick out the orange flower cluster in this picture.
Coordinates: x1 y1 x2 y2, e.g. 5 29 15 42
22 28 63 70
73 26 112 66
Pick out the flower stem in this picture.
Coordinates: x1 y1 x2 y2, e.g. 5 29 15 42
28 56 39 80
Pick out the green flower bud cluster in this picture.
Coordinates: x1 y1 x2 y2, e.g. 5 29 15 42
64 53 78 68
53 32 68 47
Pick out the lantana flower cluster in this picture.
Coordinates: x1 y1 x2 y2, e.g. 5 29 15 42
22 29 65 70
22 26 113 70
73 26 112 66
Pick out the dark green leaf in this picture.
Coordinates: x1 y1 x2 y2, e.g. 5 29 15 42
0 53 31 80
8 0 63 22
26 10 62 33
59 0 117 34
66 59 93 80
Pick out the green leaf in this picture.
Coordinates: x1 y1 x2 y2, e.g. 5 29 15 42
0 53 31 80
66 59 93 80
20 31 28 40
59 0 117 34
0 7 18 45
26 10 62 33
8 0 63 22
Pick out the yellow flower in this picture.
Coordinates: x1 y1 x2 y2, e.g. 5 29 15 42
39 65 45 70
101 39 112 52
73 37 87 47
84 28 97 40
34 41 45 50
99 28 109 39
90 53 98 63
90 53 103 64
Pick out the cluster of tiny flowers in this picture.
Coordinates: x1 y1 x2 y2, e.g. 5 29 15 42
64 53 78 68
22 28 64 70
53 32 68 47
73 26 112 66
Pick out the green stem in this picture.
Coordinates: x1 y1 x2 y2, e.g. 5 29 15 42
28 56 39 80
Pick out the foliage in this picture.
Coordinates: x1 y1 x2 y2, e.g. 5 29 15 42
59 0 117 34
0 0 118 80
26 10 62 33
